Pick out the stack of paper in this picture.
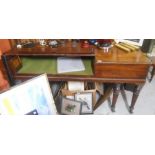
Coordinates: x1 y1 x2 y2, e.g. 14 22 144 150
57 57 85 73
68 81 84 91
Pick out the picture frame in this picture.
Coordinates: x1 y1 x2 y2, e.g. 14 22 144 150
117 39 144 46
144 39 155 56
75 92 93 114
0 74 57 115
61 97 82 115
8 56 22 73
150 44 155 56
26 109 38 115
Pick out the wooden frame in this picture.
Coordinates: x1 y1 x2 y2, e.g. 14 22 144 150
61 97 82 115
8 56 22 74
75 91 93 114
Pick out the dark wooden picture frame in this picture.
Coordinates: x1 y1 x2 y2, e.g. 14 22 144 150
61 97 82 115
8 56 22 74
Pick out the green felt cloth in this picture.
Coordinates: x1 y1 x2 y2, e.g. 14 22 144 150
18 57 93 75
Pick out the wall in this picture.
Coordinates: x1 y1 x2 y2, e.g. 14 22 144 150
0 39 11 53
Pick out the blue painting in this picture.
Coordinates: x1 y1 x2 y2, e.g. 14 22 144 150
0 74 57 115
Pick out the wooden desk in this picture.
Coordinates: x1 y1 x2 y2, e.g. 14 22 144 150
1 42 151 113
95 47 151 112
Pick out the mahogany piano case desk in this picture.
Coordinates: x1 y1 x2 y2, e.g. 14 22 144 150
2 43 151 113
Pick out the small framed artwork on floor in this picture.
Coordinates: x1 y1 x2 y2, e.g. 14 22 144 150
75 92 93 114
61 97 82 115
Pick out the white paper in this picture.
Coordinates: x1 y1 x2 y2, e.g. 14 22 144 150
66 96 75 100
75 92 93 113
68 81 84 91
57 57 85 73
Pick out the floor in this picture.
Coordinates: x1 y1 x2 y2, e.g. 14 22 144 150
94 77 155 115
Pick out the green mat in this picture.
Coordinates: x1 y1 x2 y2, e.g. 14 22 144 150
18 57 93 76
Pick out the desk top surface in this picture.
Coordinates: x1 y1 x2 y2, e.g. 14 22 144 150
95 46 150 64
7 42 95 57
4 42 151 65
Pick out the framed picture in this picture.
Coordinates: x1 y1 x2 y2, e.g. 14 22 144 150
61 97 82 115
26 109 38 115
143 39 155 56
150 43 155 56
0 74 57 115
117 39 144 46
75 92 93 114
8 56 22 73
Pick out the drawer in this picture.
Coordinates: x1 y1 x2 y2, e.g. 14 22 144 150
95 64 149 79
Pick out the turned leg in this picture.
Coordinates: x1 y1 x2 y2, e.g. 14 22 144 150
129 84 144 113
111 84 121 112
149 67 155 82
